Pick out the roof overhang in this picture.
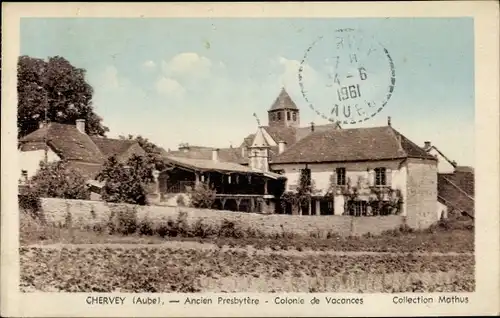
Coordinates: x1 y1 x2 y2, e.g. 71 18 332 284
163 156 286 180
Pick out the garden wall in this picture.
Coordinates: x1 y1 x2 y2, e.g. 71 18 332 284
37 198 405 237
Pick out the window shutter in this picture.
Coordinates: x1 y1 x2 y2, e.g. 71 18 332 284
386 168 392 187
368 169 375 187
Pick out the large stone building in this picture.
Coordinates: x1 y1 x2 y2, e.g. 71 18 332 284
162 88 455 229
18 88 473 228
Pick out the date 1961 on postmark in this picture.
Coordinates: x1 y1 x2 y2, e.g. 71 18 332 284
298 28 396 125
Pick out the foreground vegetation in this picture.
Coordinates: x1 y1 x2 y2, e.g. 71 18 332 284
20 212 474 293
20 245 474 293
20 211 474 253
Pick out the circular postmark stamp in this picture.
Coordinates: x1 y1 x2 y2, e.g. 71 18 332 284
298 28 396 125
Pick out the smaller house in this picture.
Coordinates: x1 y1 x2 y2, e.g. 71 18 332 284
422 141 475 218
18 119 147 198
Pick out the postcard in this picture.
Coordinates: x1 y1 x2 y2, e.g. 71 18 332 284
1 2 499 317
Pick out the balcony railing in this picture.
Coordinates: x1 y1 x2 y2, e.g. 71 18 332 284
166 181 196 194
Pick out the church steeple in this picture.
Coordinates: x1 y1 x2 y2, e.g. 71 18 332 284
267 87 300 128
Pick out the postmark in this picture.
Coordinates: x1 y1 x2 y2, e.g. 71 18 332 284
298 28 396 125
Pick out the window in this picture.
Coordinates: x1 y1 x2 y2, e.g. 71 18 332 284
277 112 282 120
374 167 387 186
292 112 297 121
336 167 346 186
287 111 291 121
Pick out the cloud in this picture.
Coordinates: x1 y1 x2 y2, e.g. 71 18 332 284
277 56 318 88
161 52 212 80
155 76 185 99
142 60 156 70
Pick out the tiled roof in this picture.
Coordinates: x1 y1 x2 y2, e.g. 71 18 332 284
272 126 437 164
437 173 474 217
163 155 285 179
268 88 298 111
19 123 105 164
66 161 104 180
90 137 139 159
167 147 245 164
241 123 340 149
251 127 271 147
19 123 147 178
295 122 341 142
440 171 474 197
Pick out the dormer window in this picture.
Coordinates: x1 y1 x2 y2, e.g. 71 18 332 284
292 112 297 121
277 112 282 120
287 111 291 121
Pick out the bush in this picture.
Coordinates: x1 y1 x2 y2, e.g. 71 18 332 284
27 160 90 200
117 206 138 235
107 205 138 235
176 195 187 207
97 155 154 206
218 219 245 238
138 217 154 236
191 219 217 238
18 193 42 218
187 182 216 209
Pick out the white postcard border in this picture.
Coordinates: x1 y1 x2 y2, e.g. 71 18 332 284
1 2 499 317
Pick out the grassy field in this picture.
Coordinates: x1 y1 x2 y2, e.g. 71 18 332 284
19 212 475 293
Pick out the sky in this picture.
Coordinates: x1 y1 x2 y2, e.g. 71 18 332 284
20 18 475 166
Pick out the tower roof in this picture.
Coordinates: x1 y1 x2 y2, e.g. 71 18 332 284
268 87 298 111
250 127 271 148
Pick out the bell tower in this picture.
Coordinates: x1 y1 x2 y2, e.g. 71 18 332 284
267 87 300 128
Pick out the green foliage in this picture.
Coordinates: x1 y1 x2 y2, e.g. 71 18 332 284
97 155 154 205
280 169 316 212
18 193 42 218
17 55 108 138
107 205 139 235
176 194 187 207
368 187 403 216
27 160 90 200
187 182 216 209
118 134 168 171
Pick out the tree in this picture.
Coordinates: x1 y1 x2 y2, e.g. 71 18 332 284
281 169 316 214
97 155 154 205
27 160 90 200
17 55 109 138
119 134 168 171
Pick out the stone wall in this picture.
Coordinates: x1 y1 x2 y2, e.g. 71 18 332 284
405 159 439 229
38 198 405 237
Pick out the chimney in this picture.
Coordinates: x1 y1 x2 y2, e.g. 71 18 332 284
387 116 391 126
76 119 85 134
424 141 431 149
212 148 219 161
310 122 315 132
278 140 287 154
